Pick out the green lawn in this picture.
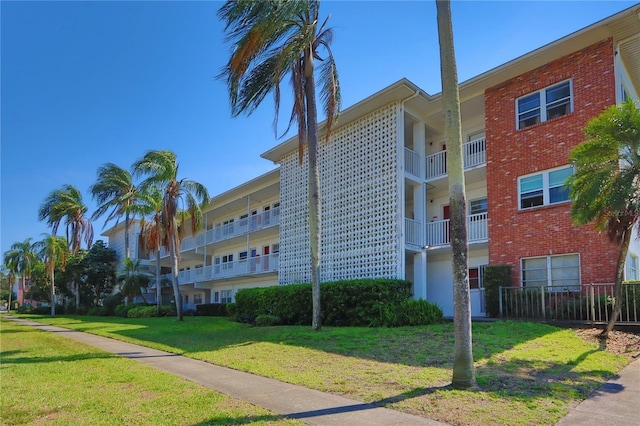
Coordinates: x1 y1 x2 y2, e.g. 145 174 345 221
0 317 302 426
3 314 631 425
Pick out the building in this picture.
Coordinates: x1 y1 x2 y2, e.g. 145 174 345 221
104 6 640 316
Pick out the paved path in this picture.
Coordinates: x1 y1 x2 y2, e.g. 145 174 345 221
7 316 639 425
556 356 640 426
7 317 446 426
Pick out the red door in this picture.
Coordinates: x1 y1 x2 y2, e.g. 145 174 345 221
443 205 451 243
263 246 270 270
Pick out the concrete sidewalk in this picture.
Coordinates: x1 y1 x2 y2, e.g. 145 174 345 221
556 356 640 426
8 317 446 426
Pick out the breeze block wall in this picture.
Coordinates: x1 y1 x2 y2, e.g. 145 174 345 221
278 103 401 285
485 38 620 286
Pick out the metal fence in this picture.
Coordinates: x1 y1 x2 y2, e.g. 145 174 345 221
499 283 640 324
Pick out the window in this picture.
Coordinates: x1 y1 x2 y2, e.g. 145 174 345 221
468 265 487 289
239 251 248 261
521 254 580 289
221 290 233 304
194 294 203 305
469 198 487 215
519 166 573 209
517 80 572 129
627 255 638 281
272 243 280 253
213 291 220 303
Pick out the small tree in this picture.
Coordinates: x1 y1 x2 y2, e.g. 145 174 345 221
567 99 640 337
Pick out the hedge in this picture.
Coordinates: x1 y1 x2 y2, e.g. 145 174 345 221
195 303 229 316
483 264 512 317
233 278 442 327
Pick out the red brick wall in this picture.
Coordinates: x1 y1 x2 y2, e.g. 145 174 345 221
485 38 620 286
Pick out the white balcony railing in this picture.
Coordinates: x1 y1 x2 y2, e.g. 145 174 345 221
425 213 488 247
166 253 281 285
404 148 423 179
424 137 486 181
404 217 423 246
154 207 281 259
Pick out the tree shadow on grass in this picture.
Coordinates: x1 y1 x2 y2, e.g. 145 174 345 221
0 349 118 365
192 413 292 425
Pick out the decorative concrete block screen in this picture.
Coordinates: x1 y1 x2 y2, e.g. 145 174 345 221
279 103 401 284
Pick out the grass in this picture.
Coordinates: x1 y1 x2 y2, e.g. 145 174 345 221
0 317 303 426
2 314 632 425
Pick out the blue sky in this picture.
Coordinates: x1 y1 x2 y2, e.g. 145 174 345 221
1 0 637 260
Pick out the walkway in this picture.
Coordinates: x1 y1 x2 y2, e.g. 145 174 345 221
8 317 446 426
7 316 640 425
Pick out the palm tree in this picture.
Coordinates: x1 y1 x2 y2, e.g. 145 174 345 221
137 185 168 316
90 163 139 259
34 234 69 317
117 257 152 304
132 150 209 321
567 99 640 338
436 0 476 389
38 184 94 311
218 0 340 331
3 238 38 308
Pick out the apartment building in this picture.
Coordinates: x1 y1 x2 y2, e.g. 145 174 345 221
104 6 640 316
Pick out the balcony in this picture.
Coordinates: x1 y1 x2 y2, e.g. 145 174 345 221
167 253 280 284
155 207 280 258
404 137 486 181
425 213 488 247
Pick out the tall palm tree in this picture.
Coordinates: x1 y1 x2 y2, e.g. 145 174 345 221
137 185 168 315
38 184 94 311
38 184 94 255
567 99 640 338
218 0 340 331
34 234 69 317
132 150 209 321
90 163 139 259
3 238 38 307
437 0 475 389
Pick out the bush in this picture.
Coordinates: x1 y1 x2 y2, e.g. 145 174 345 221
195 303 229 317
103 293 124 315
127 305 157 318
484 265 512 317
255 314 281 326
226 302 237 319
372 299 443 327
234 278 414 326
114 302 148 318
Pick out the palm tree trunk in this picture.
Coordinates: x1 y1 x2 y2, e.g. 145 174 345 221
603 226 632 337
169 233 182 321
155 249 162 316
74 280 80 313
50 268 56 317
124 212 131 260
304 50 322 332
7 275 13 313
437 0 476 389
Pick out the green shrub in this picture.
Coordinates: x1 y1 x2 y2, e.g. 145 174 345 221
226 302 237 319
114 304 129 317
372 299 443 327
255 314 281 326
234 278 413 326
127 305 157 318
195 303 229 316
484 265 512 317
103 294 124 315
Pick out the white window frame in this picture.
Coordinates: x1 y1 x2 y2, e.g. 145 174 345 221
627 254 638 281
516 79 573 130
193 293 203 305
521 253 581 291
221 289 233 304
469 198 488 215
518 165 573 210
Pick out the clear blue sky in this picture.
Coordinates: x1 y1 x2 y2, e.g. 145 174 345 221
1 0 637 260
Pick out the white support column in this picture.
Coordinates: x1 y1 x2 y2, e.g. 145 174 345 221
413 250 428 300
